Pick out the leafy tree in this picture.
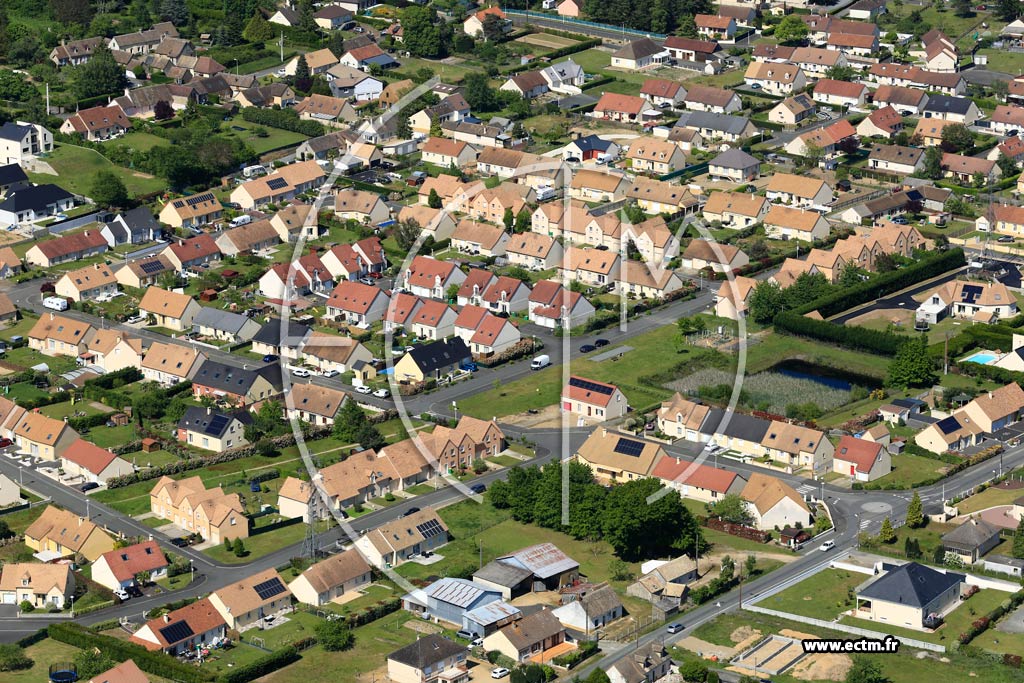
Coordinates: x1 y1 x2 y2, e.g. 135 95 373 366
940 123 975 153
953 0 974 17
677 14 697 37
601 478 703 561
583 670 611 683
514 209 530 233
232 537 246 557
428 188 442 209
679 659 709 682
745 554 757 576
481 13 508 43
997 0 1022 20
608 558 632 581
503 206 514 232
886 336 935 389
462 73 498 112
874 252 897 273
932 544 945 564
357 421 386 451
784 271 831 309
921 146 944 180
333 398 370 444
0 644 32 672
488 465 543 522
710 494 753 525
0 520 11 541
904 537 921 559
906 491 924 528
298 0 317 33
838 261 864 288
877 517 896 544
776 15 809 44
294 54 311 93
153 100 174 121
132 387 165 422
1013 517 1024 559
972 171 988 188
160 0 190 25
51 0 93 25
991 77 1009 101
243 13 275 42
315 619 355 651
247 400 284 441
677 316 706 335
0 70 37 102
845 656 889 683
394 218 421 252
445 283 460 301
402 5 446 58
135 569 151 586
748 280 786 324
90 170 129 208
997 152 1019 177
72 44 127 100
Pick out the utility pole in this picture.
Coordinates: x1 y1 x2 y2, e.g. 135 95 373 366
280 32 284 62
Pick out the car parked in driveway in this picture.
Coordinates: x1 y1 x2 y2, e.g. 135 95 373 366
491 667 510 679
79 482 99 493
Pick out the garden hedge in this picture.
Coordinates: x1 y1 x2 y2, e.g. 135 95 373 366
774 311 905 355
219 646 299 683
240 107 324 138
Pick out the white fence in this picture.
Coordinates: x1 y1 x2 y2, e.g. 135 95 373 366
742 604 946 653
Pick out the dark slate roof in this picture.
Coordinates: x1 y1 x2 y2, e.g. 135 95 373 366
178 406 252 438
572 135 615 153
193 307 252 335
675 111 753 136
387 634 466 669
710 148 759 170
120 206 159 233
858 562 963 608
891 398 925 410
0 163 29 186
406 338 470 373
923 95 974 116
942 518 1001 549
0 122 32 142
0 184 73 213
474 559 534 588
192 359 282 394
711 411 770 443
252 319 311 348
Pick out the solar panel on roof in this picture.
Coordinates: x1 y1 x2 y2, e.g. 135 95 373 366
568 377 614 395
267 177 288 191
206 415 230 435
613 438 645 457
960 285 982 304
139 260 165 274
416 519 444 539
936 416 960 435
159 621 195 644
185 193 214 207
253 577 287 600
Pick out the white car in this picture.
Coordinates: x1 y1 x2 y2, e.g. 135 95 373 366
276 68 287 77
372 389 390 398
355 385 372 394
113 588 130 601
819 540 835 552
292 368 311 378
322 369 340 378
491 668 510 680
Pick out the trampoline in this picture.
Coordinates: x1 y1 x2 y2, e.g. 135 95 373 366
49 662 78 683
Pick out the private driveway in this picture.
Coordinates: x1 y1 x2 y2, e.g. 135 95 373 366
971 505 1020 531
829 266 967 325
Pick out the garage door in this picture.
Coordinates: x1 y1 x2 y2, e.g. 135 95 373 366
2 593 15 604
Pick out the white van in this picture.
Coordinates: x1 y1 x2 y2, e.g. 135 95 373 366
596 152 614 164
229 215 252 227
43 296 68 311
535 186 556 202
530 354 551 370
243 165 267 178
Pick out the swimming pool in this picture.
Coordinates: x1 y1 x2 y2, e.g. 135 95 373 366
964 352 997 365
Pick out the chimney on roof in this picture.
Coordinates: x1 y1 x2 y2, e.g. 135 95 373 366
989 392 993 400
164 614 171 622
207 406 212 415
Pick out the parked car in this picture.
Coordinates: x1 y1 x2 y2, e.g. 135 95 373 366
0 438 12 449
456 629 476 640
292 368 311 378
79 482 99 493
402 507 421 517
262 354 278 363
491 668 510 679
470 483 486 494
819 540 835 552
594 338 609 347
579 344 596 353
355 385 372 394
113 588 131 601
359 277 374 285
372 388 390 398
322 369 340 378
998 236 1015 243
667 623 683 634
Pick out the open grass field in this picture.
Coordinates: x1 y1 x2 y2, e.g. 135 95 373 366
29 144 167 198
690 611 1024 683
761 569 866 621
871 453 948 488
6 639 84 683
513 32 581 50
955 483 1024 514
116 131 172 152
221 117 309 155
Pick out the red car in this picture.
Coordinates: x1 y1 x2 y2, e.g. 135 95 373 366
39 282 55 293
367 272 383 279
0 438 12 449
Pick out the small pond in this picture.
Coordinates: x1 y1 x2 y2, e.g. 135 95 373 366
767 359 882 392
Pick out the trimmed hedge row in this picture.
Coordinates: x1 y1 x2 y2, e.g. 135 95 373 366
48 623 214 683
774 311 905 355
240 107 324 138
220 646 299 683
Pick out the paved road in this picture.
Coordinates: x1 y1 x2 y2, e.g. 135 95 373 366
829 265 967 325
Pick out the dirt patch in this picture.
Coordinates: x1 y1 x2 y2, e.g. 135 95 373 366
847 307 915 330
994 480 1024 490
790 652 852 681
730 626 759 644
676 636 735 661
514 33 578 50
499 404 563 429
403 619 443 635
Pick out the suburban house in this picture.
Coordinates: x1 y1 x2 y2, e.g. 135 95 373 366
760 421 834 475
763 205 831 242
765 174 833 211
285 383 347 427
325 280 391 325
141 341 205 386
610 38 669 70
60 439 133 485
91 540 168 592
868 144 924 176
854 562 963 630
158 191 223 228
288 549 371 607
769 94 816 127
138 287 202 331
25 229 106 268
177 406 251 453
708 148 760 183
393 338 472 383
14 412 79 462
702 192 769 229
562 376 628 424
402 256 467 299
573 429 663 483
942 517 1002 564
130 598 226 654
858 107 905 139
164 235 222 272
0 563 74 610
608 643 672 683
682 85 742 114
191 360 281 406
355 507 450 567
651 454 746 504
832 435 892 481
209 569 293 631
593 93 658 124
551 583 624 632
59 104 131 141
387 634 469 683
812 79 868 108
0 121 53 164
28 313 95 357
744 62 807 96
481 609 568 663
24 505 114 562
741 473 813 531
681 239 749 274
918 280 1017 323
628 138 687 175
149 475 249 543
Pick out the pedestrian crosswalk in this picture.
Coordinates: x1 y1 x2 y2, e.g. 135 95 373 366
796 485 816 496
859 520 873 530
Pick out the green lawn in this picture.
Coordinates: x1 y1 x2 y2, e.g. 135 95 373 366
116 131 172 152
203 519 334 565
871 453 948 488
29 143 167 198
955 484 1024 514
39 400 113 419
840 587 1009 645
6 638 83 683
762 569 865 621
86 424 140 448
487 454 523 468
221 117 309 155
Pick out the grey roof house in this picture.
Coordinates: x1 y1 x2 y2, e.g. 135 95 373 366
942 517 1002 564
192 307 261 343
101 206 161 246
674 111 757 141
474 560 535 599
856 562 963 629
551 582 624 632
386 634 468 683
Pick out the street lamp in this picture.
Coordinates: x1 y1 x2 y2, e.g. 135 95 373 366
190 559 194 584
70 594 74 618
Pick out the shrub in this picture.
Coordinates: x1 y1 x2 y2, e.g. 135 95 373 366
18 601 33 613
0 643 33 672
314 620 354 651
